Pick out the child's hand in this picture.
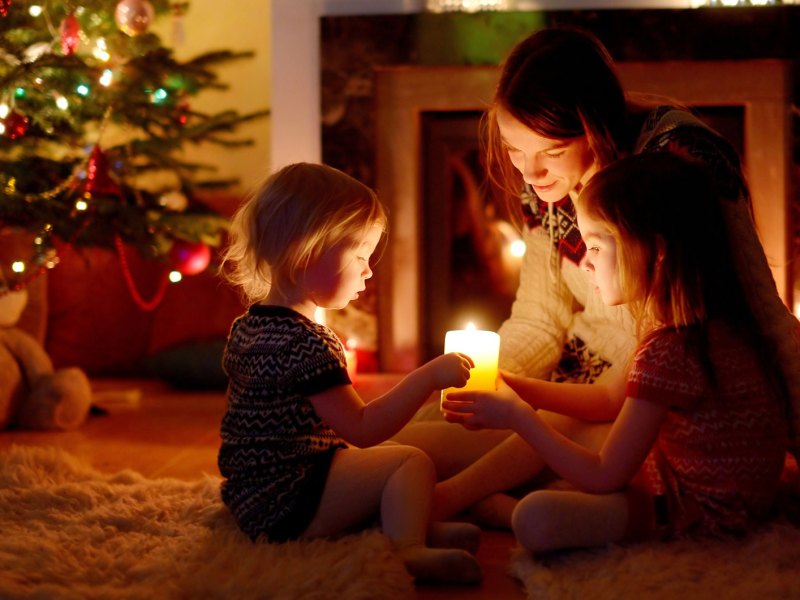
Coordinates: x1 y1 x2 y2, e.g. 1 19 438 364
423 352 474 391
441 379 529 431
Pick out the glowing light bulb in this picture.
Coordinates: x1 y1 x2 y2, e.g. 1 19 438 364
509 240 526 257
0 103 8 118
99 69 113 87
76 84 90 96
75 199 88 211
11 261 25 274
93 38 111 62
151 88 168 103
169 271 183 283
29 5 43 17
55 95 69 110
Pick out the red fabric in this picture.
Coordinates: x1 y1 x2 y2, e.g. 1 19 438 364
43 196 248 376
45 242 160 374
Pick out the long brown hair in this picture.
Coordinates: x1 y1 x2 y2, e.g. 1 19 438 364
483 28 630 222
578 152 751 338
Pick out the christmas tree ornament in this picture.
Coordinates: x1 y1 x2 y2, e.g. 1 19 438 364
0 0 10 18
81 146 123 198
3 110 29 140
169 239 211 275
171 2 188 46
115 0 155 36
60 13 80 56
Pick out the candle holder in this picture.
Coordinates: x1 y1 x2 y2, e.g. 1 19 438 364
440 324 500 409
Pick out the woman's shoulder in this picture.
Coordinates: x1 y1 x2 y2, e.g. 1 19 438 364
635 106 745 200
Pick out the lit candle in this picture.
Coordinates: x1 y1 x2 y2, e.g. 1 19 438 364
441 323 500 408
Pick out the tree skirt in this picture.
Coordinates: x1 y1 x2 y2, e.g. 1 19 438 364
510 516 800 600
0 445 414 600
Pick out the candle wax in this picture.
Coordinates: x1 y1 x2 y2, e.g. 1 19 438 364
440 328 500 407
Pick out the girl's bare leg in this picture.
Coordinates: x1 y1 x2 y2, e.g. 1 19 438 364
301 445 481 584
433 412 613 526
391 420 512 479
511 489 629 552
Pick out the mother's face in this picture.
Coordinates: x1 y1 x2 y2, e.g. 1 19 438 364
496 107 597 203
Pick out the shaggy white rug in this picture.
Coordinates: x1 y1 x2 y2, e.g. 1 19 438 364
0 445 415 600
510 515 800 600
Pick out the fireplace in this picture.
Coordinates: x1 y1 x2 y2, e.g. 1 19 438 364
375 61 792 373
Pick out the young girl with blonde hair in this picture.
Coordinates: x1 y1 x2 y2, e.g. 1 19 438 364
219 162 481 584
443 153 789 550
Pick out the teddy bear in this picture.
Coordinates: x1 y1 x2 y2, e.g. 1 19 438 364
0 283 92 430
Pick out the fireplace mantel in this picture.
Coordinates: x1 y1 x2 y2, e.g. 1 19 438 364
375 60 792 372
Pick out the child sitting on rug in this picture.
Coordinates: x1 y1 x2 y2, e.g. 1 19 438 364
442 153 790 552
218 162 481 584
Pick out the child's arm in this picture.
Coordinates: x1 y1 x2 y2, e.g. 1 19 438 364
502 368 627 422
310 352 473 448
442 380 668 493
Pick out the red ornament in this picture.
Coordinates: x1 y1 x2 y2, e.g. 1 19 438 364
82 146 123 198
170 240 211 275
0 0 10 17
60 12 80 56
3 110 28 139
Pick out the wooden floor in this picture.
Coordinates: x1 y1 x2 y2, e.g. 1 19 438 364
0 377 526 599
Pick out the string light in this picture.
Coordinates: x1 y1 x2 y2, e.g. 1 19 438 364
0 103 8 118
169 271 182 283
151 88 168 103
28 5 43 17
55 94 69 110
93 38 110 62
509 240 526 258
76 84 90 96
99 68 113 87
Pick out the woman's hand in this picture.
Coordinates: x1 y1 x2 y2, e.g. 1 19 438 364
422 352 474 391
441 379 531 431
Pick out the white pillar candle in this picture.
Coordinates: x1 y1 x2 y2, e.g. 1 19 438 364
441 323 500 408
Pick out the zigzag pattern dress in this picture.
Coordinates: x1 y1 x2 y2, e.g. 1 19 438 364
218 305 349 542
626 322 788 539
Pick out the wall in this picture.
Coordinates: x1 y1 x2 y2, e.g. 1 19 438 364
153 0 271 197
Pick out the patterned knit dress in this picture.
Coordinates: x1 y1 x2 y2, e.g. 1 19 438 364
218 305 350 542
627 322 788 538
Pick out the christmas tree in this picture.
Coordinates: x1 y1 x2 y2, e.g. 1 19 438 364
0 0 267 308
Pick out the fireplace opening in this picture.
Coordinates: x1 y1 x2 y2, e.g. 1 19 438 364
420 110 522 363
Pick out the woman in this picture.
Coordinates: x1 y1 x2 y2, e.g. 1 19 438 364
395 27 800 527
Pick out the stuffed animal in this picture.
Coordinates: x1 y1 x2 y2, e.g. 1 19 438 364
0 284 92 430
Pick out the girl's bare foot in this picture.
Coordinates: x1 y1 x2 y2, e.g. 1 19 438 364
466 493 516 529
398 546 482 585
426 521 481 554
